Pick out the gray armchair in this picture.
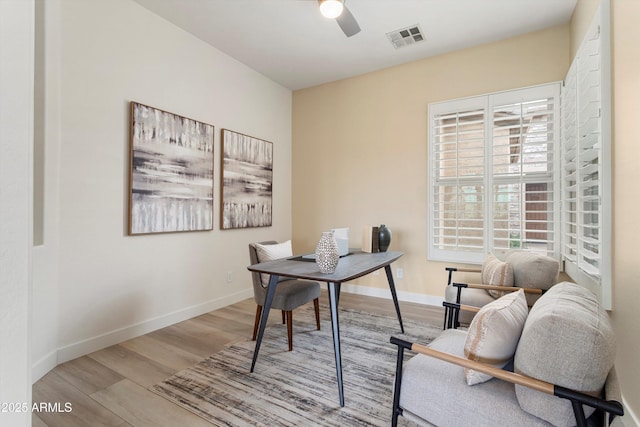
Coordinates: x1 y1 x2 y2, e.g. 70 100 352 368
249 241 321 351
444 250 560 327
391 282 624 427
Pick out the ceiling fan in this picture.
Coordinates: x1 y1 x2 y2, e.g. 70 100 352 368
318 0 361 37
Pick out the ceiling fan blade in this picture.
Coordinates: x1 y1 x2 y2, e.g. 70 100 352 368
336 4 360 37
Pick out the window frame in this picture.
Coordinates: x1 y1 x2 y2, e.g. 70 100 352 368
428 83 562 265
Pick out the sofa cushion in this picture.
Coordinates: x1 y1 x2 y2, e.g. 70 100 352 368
505 250 560 305
400 329 551 427
464 289 528 385
482 253 514 298
254 240 292 286
514 282 616 427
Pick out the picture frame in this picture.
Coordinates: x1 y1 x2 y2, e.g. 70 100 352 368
128 102 214 235
221 129 273 229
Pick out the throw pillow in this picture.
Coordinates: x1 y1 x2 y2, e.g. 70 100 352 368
463 289 528 385
254 240 293 287
482 253 514 298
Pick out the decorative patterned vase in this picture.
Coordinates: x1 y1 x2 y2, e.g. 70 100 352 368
378 224 392 252
315 231 340 274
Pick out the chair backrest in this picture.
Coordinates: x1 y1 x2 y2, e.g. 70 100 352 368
504 250 560 305
514 281 615 425
249 241 278 304
506 251 559 288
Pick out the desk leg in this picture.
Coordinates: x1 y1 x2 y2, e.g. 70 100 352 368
327 282 342 306
384 265 404 334
328 281 344 407
250 274 279 373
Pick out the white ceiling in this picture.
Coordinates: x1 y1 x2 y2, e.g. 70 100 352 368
132 0 577 91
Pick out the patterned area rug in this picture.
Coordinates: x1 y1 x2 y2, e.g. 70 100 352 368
151 304 442 426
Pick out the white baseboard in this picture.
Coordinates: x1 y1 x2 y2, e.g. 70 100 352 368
36 288 253 382
621 397 640 427
32 282 638 426
34 284 430 383
338 282 444 307
32 350 58 383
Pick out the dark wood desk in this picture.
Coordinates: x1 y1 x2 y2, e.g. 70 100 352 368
247 250 404 407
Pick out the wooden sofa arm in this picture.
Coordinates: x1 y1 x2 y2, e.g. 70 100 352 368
444 282 547 329
390 337 624 427
444 301 480 313
453 282 545 295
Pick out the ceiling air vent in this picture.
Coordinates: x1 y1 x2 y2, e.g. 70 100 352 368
386 24 425 49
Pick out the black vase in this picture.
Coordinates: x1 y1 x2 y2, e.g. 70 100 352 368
378 224 392 252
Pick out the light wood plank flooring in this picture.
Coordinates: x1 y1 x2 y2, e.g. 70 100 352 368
32 291 443 426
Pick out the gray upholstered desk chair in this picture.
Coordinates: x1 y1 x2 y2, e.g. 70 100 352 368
249 241 321 351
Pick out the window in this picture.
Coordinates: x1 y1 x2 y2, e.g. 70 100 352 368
561 0 611 309
428 84 561 265
427 2 611 309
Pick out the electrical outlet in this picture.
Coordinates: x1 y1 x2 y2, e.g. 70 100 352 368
226 271 233 283
396 268 404 279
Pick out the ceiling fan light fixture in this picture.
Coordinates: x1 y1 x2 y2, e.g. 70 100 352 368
319 0 344 19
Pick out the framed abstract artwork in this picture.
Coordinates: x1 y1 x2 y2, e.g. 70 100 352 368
221 129 273 229
128 102 214 235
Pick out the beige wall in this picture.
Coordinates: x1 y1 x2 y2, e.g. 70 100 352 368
570 0 601 57
610 0 640 421
293 2 640 420
292 25 570 297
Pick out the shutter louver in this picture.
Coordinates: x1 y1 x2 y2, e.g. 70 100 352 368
562 21 604 279
576 24 602 277
432 107 485 258
429 84 560 265
560 1 611 309
562 62 578 263
491 97 556 254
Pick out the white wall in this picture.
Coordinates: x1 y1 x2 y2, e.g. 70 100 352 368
32 0 62 382
33 0 293 378
0 0 34 424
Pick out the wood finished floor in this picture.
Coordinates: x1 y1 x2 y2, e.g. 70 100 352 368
32 291 444 427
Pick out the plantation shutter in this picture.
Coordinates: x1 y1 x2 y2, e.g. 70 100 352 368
561 0 612 308
428 84 560 265
490 89 557 254
430 99 486 264
561 61 578 264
